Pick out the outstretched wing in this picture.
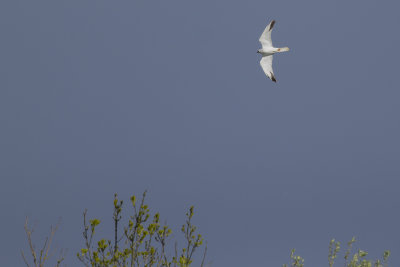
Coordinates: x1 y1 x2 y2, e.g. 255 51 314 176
259 20 275 48
260 55 276 82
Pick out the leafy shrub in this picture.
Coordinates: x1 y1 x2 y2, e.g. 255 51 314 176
282 237 390 267
77 191 207 267
21 193 392 267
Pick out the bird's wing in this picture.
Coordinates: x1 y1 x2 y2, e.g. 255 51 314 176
260 55 276 82
259 20 275 48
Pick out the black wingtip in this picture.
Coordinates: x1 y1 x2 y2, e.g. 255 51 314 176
270 72 277 82
270 20 276 30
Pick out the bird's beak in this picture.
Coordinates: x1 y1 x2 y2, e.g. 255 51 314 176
256 51 260 54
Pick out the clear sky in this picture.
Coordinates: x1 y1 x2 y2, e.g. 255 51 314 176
1 0 400 266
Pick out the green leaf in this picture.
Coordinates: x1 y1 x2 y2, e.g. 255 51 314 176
130 195 136 206
90 219 101 227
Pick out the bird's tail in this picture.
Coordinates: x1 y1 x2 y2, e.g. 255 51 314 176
276 47 290 52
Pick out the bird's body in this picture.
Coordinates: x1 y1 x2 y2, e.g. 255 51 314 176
258 20 289 82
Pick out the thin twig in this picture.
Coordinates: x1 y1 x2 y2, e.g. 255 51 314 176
200 243 208 267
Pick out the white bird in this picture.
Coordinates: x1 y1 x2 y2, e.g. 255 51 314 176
257 20 289 82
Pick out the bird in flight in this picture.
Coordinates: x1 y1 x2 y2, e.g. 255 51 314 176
257 20 289 82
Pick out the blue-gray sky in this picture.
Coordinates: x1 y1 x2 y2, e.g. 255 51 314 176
1 0 400 266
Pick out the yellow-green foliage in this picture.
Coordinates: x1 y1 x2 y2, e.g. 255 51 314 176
77 191 206 267
282 237 390 267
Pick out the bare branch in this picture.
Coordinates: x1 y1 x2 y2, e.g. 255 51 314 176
22 217 63 267
200 243 208 267
20 250 30 267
